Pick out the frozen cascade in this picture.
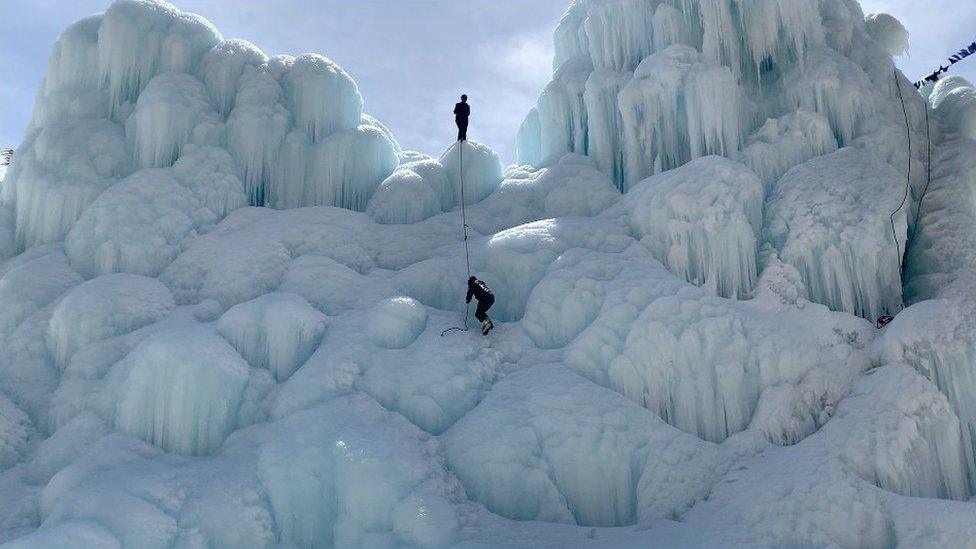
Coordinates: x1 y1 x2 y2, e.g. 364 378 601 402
47 273 175 371
445 364 731 526
877 305 976 498
765 147 906 320
34 16 107 127
536 56 592 164
583 68 632 187
126 73 219 169
780 47 876 146
65 145 246 278
737 109 838 189
97 0 220 116
280 53 363 142
216 292 326 382
583 0 657 72
695 0 825 84
625 156 763 298
618 45 744 187
517 0 915 196
7 120 129 250
115 324 249 455
270 124 399 210
224 64 290 206
65 169 209 278
257 396 459 548
196 39 268 117
515 108 542 166
553 249 872 445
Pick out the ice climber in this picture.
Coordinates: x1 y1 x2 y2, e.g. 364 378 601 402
466 275 494 335
454 94 470 141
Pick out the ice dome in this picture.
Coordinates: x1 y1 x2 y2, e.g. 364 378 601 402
3 0 976 546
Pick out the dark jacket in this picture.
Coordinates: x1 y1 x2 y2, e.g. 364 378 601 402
466 277 492 304
454 102 470 120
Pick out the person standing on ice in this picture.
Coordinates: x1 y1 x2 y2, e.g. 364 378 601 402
466 275 494 335
454 94 470 141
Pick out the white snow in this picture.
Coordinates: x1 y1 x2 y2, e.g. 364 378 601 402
4 0 976 547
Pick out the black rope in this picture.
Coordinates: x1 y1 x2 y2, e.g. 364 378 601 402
890 69 912 281
905 99 933 263
442 143 472 336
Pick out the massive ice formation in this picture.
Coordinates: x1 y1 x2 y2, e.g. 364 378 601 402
626 156 762 298
5 0 976 547
928 76 976 141
216 292 326 381
519 0 926 195
47 274 175 371
765 147 906 319
3 0 408 255
115 324 251 455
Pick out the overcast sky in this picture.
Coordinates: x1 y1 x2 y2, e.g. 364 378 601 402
2 0 975 163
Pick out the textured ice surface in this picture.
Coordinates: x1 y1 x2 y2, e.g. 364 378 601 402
216 292 325 381
47 274 175 370
0 395 31 472
863 13 908 57
4 0 976 546
765 147 906 319
439 140 504 205
445 364 732 526
115 324 250 455
929 76 976 141
625 156 762 298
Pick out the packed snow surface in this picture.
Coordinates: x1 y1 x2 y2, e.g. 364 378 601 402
3 0 976 547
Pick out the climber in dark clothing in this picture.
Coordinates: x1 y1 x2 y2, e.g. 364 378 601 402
454 94 470 141
465 275 494 335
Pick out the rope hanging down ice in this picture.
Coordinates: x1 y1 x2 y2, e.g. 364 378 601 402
889 69 912 277
887 68 933 321
441 144 473 336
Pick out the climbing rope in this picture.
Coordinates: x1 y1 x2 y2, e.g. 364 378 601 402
441 143 472 336
885 68 934 323
889 69 912 277
906 98 933 262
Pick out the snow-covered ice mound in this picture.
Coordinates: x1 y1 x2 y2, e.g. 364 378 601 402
766 147 907 319
4 0 976 547
626 156 763 298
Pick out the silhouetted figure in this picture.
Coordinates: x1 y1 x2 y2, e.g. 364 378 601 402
465 275 494 335
454 94 470 141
